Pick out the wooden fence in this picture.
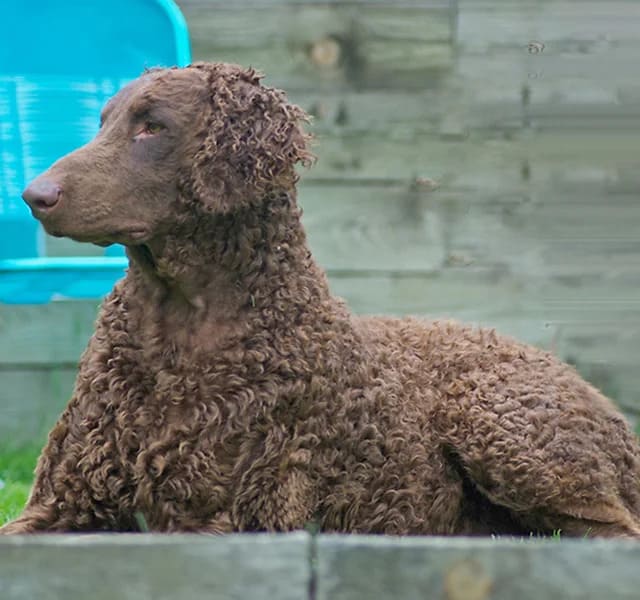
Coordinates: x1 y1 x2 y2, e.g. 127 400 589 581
1 533 640 599
1 0 639 441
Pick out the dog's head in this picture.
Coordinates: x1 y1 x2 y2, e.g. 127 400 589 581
22 62 313 247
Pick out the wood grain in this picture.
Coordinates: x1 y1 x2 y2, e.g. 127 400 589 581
316 535 640 600
0 533 310 600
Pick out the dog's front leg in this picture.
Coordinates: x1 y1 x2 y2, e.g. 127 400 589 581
230 441 318 532
0 506 61 535
0 467 115 534
0 406 119 534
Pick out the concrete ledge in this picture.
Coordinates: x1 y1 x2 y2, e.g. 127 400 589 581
1 533 639 600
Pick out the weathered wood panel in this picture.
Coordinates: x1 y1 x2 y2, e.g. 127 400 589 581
299 179 640 275
2 534 640 600
316 535 640 600
181 0 455 91
0 302 97 442
457 1 640 81
0 368 73 445
0 533 310 600
0 302 98 365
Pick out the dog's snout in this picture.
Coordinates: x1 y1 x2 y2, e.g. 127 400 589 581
22 178 63 214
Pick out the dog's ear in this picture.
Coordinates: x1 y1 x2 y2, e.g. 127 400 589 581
190 64 314 214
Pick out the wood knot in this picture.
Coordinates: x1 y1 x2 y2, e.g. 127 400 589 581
413 176 439 191
444 559 493 600
310 37 341 68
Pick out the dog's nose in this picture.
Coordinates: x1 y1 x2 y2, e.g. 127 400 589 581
22 178 63 213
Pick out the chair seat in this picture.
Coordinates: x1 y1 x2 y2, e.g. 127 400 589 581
0 257 128 304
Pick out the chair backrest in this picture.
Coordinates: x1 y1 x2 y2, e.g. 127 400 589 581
0 0 191 260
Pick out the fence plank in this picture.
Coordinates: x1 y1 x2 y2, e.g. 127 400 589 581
0 301 98 365
0 368 73 444
180 0 454 91
3 534 640 600
0 533 310 600
299 180 640 277
316 535 640 600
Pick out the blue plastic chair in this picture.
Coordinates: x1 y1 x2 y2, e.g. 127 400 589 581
0 0 190 303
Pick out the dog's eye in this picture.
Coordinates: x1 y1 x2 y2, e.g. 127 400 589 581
144 122 164 135
133 121 165 140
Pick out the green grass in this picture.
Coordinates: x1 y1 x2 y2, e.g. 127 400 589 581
0 444 40 525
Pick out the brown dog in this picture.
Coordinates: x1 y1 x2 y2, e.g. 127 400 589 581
4 63 640 537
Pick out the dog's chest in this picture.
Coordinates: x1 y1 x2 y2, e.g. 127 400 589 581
85 356 255 526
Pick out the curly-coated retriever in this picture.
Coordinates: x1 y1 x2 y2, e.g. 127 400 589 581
3 62 640 537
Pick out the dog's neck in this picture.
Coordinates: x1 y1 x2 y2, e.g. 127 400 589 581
125 190 333 325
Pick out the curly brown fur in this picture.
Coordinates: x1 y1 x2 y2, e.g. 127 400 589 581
5 62 640 538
